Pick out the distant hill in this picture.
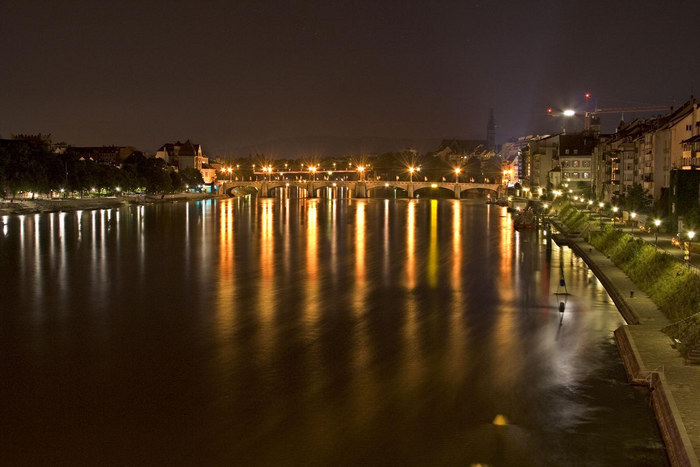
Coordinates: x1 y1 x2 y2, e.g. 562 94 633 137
224 136 443 158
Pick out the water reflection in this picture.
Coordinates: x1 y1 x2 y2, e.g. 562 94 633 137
0 199 667 465
406 200 416 289
216 198 235 359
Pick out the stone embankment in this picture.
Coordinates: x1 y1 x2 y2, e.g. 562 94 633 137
0 192 218 216
549 218 700 467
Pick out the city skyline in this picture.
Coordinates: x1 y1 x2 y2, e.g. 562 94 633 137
2 1 700 156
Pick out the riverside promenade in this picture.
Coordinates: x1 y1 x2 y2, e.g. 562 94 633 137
551 222 700 466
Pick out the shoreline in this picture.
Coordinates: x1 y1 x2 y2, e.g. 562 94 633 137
550 218 700 466
0 192 221 216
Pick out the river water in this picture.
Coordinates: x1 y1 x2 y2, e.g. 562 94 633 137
1 198 667 465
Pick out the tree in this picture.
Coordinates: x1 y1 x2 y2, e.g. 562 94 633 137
464 156 482 182
180 168 204 189
620 183 652 213
138 158 172 193
482 156 503 183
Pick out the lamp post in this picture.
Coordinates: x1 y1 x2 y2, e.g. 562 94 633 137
612 206 619 229
654 219 661 251
688 231 696 266
454 167 461 184
409 166 415 184
357 166 365 181
630 212 637 233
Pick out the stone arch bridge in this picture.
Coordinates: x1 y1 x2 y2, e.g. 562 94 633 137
218 180 502 199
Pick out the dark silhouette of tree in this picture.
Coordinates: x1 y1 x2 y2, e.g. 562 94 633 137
619 183 652 213
180 168 204 188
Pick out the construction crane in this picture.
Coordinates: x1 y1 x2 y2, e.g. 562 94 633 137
547 93 671 130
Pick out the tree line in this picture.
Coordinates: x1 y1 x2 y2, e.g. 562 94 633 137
0 142 203 199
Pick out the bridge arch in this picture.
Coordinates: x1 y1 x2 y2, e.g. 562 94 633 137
266 183 308 198
458 186 500 199
413 186 456 198
226 185 259 197
367 184 408 198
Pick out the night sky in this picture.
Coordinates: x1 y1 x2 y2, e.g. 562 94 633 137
2 1 699 156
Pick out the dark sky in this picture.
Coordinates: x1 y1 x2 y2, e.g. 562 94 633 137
2 1 699 156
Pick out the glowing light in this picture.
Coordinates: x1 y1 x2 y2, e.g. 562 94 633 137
493 414 509 426
563 109 575 117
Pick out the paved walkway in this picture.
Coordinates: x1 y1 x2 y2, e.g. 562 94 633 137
590 216 700 270
553 222 700 465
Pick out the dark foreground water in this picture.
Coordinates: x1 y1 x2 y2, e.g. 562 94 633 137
1 198 667 465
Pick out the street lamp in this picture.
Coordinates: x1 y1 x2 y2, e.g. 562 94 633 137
357 166 365 181
454 167 461 183
688 231 696 265
612 206 619 228
309 165 317 181
630 212 637 233
654 219 661 251
409 166 415 183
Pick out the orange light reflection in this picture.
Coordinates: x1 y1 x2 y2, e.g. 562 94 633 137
406 201 416 289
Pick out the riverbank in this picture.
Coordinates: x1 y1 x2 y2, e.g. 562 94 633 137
0 192 219 216
549 217 700 466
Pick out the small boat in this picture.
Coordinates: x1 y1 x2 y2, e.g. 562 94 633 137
514 209 538 230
